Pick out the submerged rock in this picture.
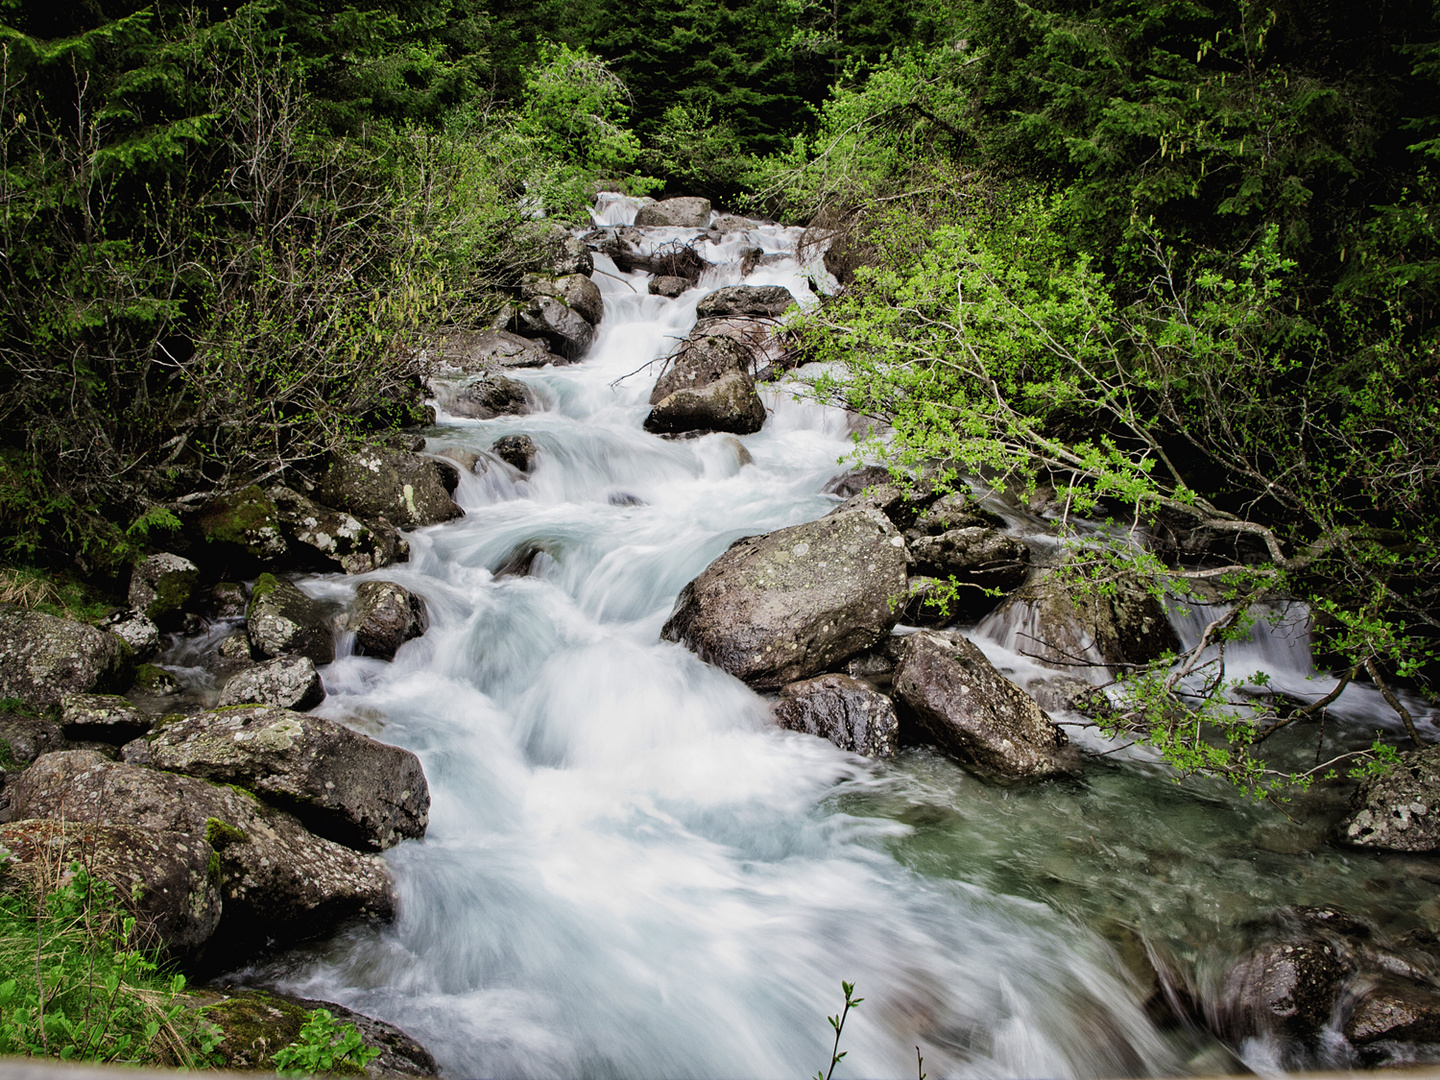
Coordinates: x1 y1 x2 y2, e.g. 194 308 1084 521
1344 977 1440 1048
662 508 909 689
0 818 222 959
1219 938 1350 1041
217 656 325 711
772 673 899 758
247 574 335 665
1340 744 1440 852
349 580 429 660
0 607 132 708
892 631 1080 783
634 196 712 228
695 285 795 319
316 446 464 529
10 751 395 954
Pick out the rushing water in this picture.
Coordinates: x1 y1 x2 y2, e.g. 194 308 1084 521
214 195 1440 1078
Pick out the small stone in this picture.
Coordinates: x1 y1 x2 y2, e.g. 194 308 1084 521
132 664 180 696
772 674 899 758
348 581 429 661
442 374 534 421
217 633 254 663
492 434 539 472
209 582 249 618
649 275 690 297
102 611 161 660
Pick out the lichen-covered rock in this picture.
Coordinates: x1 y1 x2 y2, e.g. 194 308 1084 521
316 446 464 529
634 196 712 228
0 818 222 959
441 374 534 421
59 692 151 743
694 285 795 319
520 222 594 277
990 568 1180 672
0 607 133 708
429 328 560 373
10 751 395 953
517 295 596 360
195 485 288 563
662 508 910 689
1340 744 1440 852
101 611 160 659
348 581 429 661
132 663 179 696
650 336 750 405
910 491 1005 534
909 527 1031 594
217 657 325 711
522 272 604 326
1220 938 1350 1041
644 369 767 435
247 574 335 665
893 631 1080 783
492 433 539 472
269 486 408 575
217 633 254 663
649 275 690 297
0 715 66 765
209 582 249 618
127 553 199 624
140 706 428 851
772 673 899 758
1344 978 1440 1046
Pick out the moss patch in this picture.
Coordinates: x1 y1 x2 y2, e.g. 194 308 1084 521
197 486 279 550
132 664 179 693
147 569 199 619
204 817 248 851
198 991 366 1075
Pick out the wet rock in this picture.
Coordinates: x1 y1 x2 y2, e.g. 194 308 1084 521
349 581 429 660
650 335 751 403
247 574 335 665
194 485 288 566
825 468 940 530
644 369 767 436
10 752 395 957
132 663 179 695
1345 978 1440 1047
100 610 160 660
695 285 795 319
59 692 151 743
0 715 66 765
712 213 757 233
200 988 438 1077
127 553 199 624
521 222 594 277
1220 938 1350 1041
634 196 712 228
270 486 409 575
991 568 1180 672
910 491 1005 534
429 328 560 372
1340 744 1440 852
909 527 1031 595
0 818 222 959
893 631 1081 783
442 373 534 421
772 673 899 758
493 433 539 472
522 272 604 326
517 295 596 360
0 607 133 708
316 446 464 529
649 274 690 297
217 633 254 663
217 657 325 711
140 705 428 851
209 582 249 618
437 447 482 473
662 508 909 689
1029 675 1112 718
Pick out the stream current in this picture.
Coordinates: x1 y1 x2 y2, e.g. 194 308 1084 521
214 196 1440 1078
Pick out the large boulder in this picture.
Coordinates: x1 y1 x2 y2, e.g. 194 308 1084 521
428 328 560 373
270 486 408 575
316 446 464 529
772 673 899 758
348 581 429 661
127 553 199 624
217 657 325 711
1219 938 1350 1042
0 607 132 708
0 818 222 959
247 574 335 665
634 196 712 228
694 285 795 319
516 295 595 360
893 631 1080 783
645 335 767 436
140 705 428 851
441 374 534 421
522 273 604 326
194 485 289 566
909 527 1031 595
662 508 909 689
989 568 1179 672
59 692 151 743
1340 744 1440 852
520 222 594 277
10 752 395 955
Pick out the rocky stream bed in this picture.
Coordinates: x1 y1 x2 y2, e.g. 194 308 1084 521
3 194 1440 1078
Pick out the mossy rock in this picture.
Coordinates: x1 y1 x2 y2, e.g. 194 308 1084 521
133 664 180 695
